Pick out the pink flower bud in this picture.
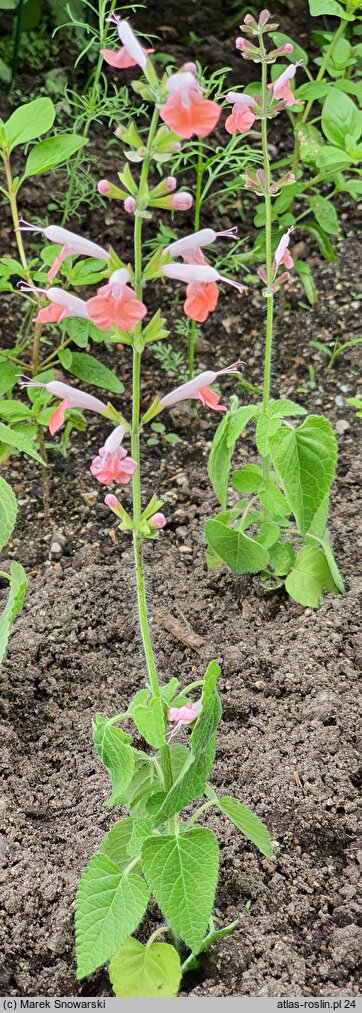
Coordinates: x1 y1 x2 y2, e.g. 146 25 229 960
244 13 254 23
171 192 193 211
124 196 137 213
259 9 270 26
150 512 166 529
283 43 293 52
105 494 118 509
98 179 111 195
182 62 197 74
114 125 126 138
235 37 246 49
166 176 177 191
171 141 182 153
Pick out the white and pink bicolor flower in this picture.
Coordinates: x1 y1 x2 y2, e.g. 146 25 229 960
164 226 238 265
101 18 152 70
268 62 302 106
167 698 202 742
90 424 137 486
19 378 107 436
19 221 108 282
162 262 246 324
273 227 294 270
160 360 243 413
225 91 257 135
19 283 90 324
87 268 147 332
160 70 220 140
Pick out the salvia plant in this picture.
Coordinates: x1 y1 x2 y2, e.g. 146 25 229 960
205 9 345 610
11 16 273 996
0 477 27 665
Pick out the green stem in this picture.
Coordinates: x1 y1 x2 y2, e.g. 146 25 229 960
131 107 173 793
187 141 203 380
3 153 32 282
260 47 274 505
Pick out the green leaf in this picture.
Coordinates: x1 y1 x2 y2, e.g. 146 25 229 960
0 422 44 463
268 541 295 576
0 402 32 422
109 938 181 997
269 416 337 535
0 476 17 551
205 520 269 575
133 697 165 750
294 261 318 305
256 413 281 456
256 521 280 549
227 404 259 446
285 545 337 607
0 361 18 395
217 797 272 858
190 660 221 758
0 561 27 665
296 82 331 101
99 818 135 869
315 145 351 169
308 0 354 20
296 123 323 166
308 196 339 236
232 463 263 494
270 31 308 65
258 483 290 518
58 348 73 369
307 492 330 539
208 406 256 509
141 828 219 952
321 537 344 593
75 854 149 979
24 134 88 177
93 715 134 807
66 352 124 394
301 221 337 260
269 399 307 418
4 97 55 150
321 89 362 148
127 819 154 858
62 318 89 347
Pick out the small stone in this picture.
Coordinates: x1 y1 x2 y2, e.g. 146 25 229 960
335 419 350 435
335 394 344 408
81 491 98 507
50 541 63 557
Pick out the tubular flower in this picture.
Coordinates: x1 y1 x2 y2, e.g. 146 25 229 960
90 425 137 486
87 268 147 332
162 263 246 324
18 221 108 283
273 227 294 270
19 284 90 324
225 92 257 135
160 71 220 140
164 226 238 266
101 18 152 70
167 699 202 741
268 62 301 106
149 512 166 529
18 378 107 436
160 360 243 413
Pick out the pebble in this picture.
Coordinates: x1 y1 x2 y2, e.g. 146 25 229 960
50 530 67 557
335 419 350 436
335 395 344 408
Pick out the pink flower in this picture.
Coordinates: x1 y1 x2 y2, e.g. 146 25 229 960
90 425 137 486
105 494 118 510
165 226 238 266
149 512 166 529
87 268 147 332
268 62 301 106
225 92 257 135
123 196 137 214
19 378 107 435
160 71 220 140
162 263 246 323
19 284 90 324
273 227 294 270
160 361 242 412
97 179 111 195
101 19 152 70
167 698 202 741
19 221 108 282
170 192 193 211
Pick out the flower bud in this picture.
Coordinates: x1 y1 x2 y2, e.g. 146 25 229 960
166 176 177 191
283 43 293 52
114 125 126 139
171 192 193 211
182 62 197 74
244 13 254 23
97 179 111 195
105 494 118 510
171 141 182 153
259 9 270 26
150 512 166 529
124 196 137 214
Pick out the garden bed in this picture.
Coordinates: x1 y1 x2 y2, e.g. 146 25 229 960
1 0 362 998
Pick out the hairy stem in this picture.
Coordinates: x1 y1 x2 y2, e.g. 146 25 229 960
131 108 173 792
187 141 203 379
260 44 274 507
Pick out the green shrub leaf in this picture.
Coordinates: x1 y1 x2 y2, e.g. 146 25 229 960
269 416 337 535
0 561 27 665
75 854 149 979
285 545 336 607
217 797 272 858
93 715 134 806
205 520 269 574
109 938 181 997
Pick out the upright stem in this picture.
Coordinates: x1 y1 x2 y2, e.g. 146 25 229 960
260 46 274 497
131 108 173 793
291 19 345 182
187 142 203 379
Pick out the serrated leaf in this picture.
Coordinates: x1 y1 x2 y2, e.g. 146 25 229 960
256 522 280 549
268 540 295 576
205 520 269 575
99 818 135 869
0 361 18 395
190 660 221 758
0 423 43 463
141 828 219 952
127 819 154 858
151 748 212 827
0 476 17 551
66 352 124 393
321 537 344 593
258 483 290 518
208 406 257 509
269 416 337 535
269 399 307 418
256 414 281 456
93 715 134 806
0 561 27 665
308 195 339 236
109 938 181 997
75 854 149 979
218 797 272 858
296 122 323 165
285 545 337 607
232 464 263 494
133 697 165 749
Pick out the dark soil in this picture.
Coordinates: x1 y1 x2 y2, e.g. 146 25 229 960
1 0 362 999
